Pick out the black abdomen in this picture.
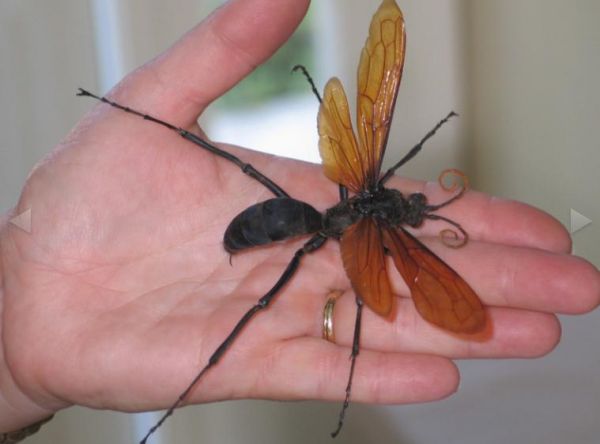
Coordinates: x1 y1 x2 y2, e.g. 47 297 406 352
224 198 323 253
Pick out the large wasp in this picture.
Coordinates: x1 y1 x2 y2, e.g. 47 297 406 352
78 1 485 442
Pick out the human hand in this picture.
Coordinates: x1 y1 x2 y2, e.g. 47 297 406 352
1 0 598 435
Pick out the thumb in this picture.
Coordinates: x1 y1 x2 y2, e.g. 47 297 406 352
110 0 311 127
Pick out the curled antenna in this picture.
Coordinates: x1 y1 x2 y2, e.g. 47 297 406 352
425 169 470 248
438 221 469 248
424 213 469 248
439 168 469 192
426 169 469 212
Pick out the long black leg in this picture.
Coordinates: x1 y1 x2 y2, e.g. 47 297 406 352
290 67 349 202
76 88 289 198
331 297 363 438
378 111 458 186
139 233 327 444
292 65 322 103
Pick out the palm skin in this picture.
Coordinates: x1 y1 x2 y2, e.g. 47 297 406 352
1 0 599 433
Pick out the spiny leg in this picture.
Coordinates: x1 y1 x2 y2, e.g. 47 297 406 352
331 297 363 438
378 111 458 186
76 88 289 198
292 65 322 103
290 67 349 202
139 233 327 444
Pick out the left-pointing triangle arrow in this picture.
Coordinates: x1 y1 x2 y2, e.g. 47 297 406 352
9 208 32 233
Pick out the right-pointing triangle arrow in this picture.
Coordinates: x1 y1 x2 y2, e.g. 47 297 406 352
570 209 592 234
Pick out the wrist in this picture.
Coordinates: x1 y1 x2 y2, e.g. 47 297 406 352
0 356 57 432
0 216 57 432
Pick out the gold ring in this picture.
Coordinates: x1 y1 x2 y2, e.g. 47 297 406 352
323 290 342 343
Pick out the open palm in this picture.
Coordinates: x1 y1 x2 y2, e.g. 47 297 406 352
1 0 598 432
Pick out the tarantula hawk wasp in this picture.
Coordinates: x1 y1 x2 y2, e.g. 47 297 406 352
77 0 486 441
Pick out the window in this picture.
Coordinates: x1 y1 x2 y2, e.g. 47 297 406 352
205 3 321 163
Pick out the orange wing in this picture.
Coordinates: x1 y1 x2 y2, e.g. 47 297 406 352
357 0 406 189
318 78 366 193
318 0 405 192
340 218 394 317
382 224 486 333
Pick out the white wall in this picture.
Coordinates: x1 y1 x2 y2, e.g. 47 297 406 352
0 1 97 214
467 0 600 264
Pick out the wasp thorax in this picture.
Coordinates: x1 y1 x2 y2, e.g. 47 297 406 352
323 188 430 235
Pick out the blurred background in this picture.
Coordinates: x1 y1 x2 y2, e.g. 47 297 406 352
1 0 599 443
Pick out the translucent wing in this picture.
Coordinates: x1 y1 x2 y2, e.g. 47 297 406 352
382 224 486 333
318 0 404 192
318 78 365 193
357 0 406 189
340 218 394 317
